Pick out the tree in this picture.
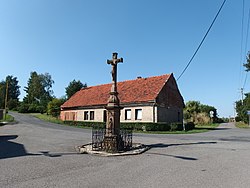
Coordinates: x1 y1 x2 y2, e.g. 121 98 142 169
243 51 250 71
184 100 219 124
0 75 20 110
47 97 66 118
235 93 250 123
237 51 250 122
20 71 54 113
65 79 87 99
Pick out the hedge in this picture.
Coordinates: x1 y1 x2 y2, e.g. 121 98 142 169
63 121 195 132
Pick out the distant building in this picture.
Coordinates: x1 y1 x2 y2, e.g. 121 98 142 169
60 74 184 124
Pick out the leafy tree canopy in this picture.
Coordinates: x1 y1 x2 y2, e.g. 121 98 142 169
184 100 219 124
47 97 66 117
21 71 54 113
65 79 87 99
243 51 250 71
0 75 20 109
235 93 250 123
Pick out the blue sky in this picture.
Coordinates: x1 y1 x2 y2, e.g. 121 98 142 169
0 0 250 118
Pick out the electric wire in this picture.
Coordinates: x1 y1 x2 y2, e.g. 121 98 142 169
239 0 245 89
177 0 227 81
242 9 250 90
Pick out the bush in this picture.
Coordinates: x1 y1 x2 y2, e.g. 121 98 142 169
235 116 241 122
145 123 170 131
170 123 183 131
185 122 195 131
63 121 105 128
18 103 30 113
120 122 144 131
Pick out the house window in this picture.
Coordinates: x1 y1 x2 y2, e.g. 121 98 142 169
84 111 89 120
125 109 131 120
103 110 107 122
90 111 95 120
135 109 142 120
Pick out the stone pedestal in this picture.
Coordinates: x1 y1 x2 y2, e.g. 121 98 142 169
103 101 123 152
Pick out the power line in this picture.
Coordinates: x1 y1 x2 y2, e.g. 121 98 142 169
177 0 227 81
239 0 245 88
242 9 250 90
244 9 250 57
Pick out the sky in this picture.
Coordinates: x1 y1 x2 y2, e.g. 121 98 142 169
0 0 250 118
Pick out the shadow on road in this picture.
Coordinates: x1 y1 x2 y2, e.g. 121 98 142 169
39 151 79 158
146 141 217 161
146 152 198 160
0 135 41 159
147 141 217 149
0 135 78 159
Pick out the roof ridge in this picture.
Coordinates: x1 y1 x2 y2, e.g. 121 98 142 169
82 74 171 89
118 74 171 83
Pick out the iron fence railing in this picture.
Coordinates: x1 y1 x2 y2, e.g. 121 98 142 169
92 124 132 151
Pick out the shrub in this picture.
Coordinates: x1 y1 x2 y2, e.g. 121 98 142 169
144 123 170 131
185 122 195 131
18 103 29 113
170 123 183 131
63 121 105 128
63 121 196 132
195 112 210 124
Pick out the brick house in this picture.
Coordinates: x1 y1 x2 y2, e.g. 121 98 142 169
60 74 184 124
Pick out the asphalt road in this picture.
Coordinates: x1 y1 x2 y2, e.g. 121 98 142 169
1 112 250 188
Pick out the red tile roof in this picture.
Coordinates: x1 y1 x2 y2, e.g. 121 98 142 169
61 74 172 108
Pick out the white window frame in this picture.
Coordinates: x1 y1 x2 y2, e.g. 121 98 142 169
135 109 142 120
84 111 89 120
90 111 95 120
125 109 131 120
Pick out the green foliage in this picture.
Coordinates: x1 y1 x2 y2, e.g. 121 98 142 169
20 71 54 113
184 100 219 124
18 103 30 113
65 79 87 99
144 123 170 131
235 122 249 128
235 93 250 123
0 75 21 110
243 51 250 71
61 121 196 132
0 114 14 122
7 99 19 111
170 123 183 131
64 120 105 128
185 122 195 131
47 98 66 117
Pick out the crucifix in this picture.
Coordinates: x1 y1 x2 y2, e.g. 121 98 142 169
107 52 123 93
104 52 124 152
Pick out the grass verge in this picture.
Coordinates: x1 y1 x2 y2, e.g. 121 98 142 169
235 122 250 128
33 114 64 124
0 114 15 125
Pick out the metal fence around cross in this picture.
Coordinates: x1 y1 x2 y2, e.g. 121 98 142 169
92 124 132 151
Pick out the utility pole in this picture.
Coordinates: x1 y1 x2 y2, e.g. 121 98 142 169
241 88 244 104
4 81 8 120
